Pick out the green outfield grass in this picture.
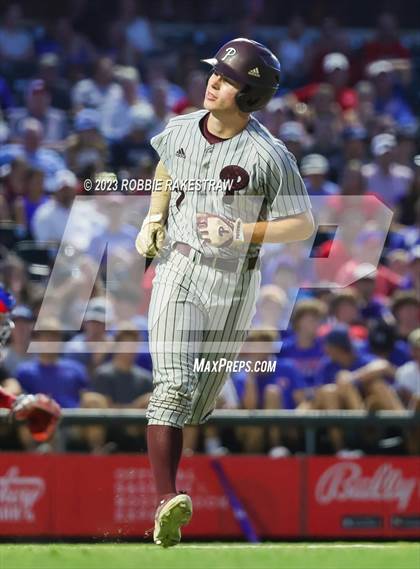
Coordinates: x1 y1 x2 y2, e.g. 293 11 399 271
0 543 418 569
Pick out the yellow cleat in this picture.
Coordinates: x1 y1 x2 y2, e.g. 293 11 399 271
153 493 193 547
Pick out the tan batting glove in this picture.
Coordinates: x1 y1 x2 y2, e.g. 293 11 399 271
135 213 166 258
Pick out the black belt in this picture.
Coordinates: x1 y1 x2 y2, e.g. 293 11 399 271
174 242 259 272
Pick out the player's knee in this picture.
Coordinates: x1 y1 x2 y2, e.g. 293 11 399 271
148 387 193 427
166 387 192 410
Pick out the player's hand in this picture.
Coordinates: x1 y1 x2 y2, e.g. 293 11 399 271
196 213 244 248
136 216 166 258
11 393 61 442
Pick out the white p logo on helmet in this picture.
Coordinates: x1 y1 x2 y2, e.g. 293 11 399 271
221 47 237 61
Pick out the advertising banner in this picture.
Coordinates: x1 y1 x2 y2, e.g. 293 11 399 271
306 457 420 537
0 454 417 538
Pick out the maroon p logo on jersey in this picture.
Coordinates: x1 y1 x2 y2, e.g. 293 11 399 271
220 165 249 204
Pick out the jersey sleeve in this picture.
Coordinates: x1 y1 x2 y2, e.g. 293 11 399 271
150 120 175 173
263 143 312 220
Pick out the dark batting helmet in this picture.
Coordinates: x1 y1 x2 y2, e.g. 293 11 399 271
201 37 281 113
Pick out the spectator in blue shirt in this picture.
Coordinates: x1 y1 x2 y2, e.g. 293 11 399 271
319 289 369 341
316 328 375 387
400 246 420 291
15 318 89 408
299 326 403 452
315 327 403 413
87 193 138 265
234 358 306 411
64 297 113 375
14 165 49 239
280 298 327 389
300 154 339 196
368 60 415 127
351 264 390 323
0 76 12 110
390 290 420 341
232 329 306 453
0 118 65 191
361 320 410 368
15 317 110 452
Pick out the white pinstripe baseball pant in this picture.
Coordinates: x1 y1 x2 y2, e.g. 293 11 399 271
146 248 260 427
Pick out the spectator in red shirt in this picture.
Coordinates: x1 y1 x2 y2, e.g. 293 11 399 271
294 52 357 112
308 17 350 82
363 12 410 67
322 53 357 111
375 249 407 297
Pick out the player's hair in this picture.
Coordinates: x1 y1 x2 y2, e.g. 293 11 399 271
291 298 328 328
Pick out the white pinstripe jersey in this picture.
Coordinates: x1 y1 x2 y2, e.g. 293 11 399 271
150 109 311 259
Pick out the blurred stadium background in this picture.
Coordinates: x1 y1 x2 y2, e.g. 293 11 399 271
0 0 418 551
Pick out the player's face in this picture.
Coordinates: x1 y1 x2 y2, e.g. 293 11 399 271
204 72 242 112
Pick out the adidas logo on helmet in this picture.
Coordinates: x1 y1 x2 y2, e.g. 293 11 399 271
248 67 260 77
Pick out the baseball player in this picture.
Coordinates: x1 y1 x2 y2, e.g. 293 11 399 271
135 38 314 547
0 286 61 442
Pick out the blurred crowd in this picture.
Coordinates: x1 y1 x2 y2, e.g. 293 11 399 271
0 2 418 456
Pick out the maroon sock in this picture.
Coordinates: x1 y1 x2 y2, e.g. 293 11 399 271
147 425 183 502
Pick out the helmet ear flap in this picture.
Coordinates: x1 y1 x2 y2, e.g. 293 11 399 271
236 85 275 113
235 89 256 113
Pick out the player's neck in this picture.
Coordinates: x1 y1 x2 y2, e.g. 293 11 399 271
207 110 249 139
